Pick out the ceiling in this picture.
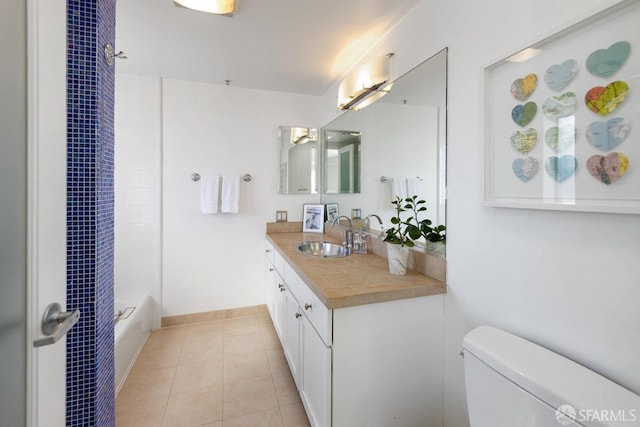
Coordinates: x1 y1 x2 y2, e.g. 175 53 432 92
115 0 422 96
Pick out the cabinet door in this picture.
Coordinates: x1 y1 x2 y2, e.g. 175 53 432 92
274 276 287 341
265 258 286 340
300 315 331 427
265 259 277 319
282 288 301 387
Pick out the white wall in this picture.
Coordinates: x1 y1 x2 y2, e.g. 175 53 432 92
161 79 322 317
114 74 162 328
317 1 640 426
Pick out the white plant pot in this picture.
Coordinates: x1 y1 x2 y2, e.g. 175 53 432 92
387 243 409 275
424 240 445 255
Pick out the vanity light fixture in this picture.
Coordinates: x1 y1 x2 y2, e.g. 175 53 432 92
291 127 318 145
337 53 394 111
173 0 235 16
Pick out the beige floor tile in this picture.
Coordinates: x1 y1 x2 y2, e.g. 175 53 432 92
223 374 278 420
135 344 182 369
223 316 261 336
223 350 271 384
223 407 284 427
279 402 311 427
180 336 224 364
186 320 224 340
144 326 189 349
224 332 265 357
266 348 291 376
116 312 310 427
272 371 301 406
163 385 224 427
261 328 282 351
256 314 275 327
117 366 176 403
116 395 168 427
172 358 224 394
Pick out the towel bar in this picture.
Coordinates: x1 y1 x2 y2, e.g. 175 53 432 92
191 173 252 182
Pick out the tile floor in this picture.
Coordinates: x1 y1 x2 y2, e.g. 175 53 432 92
115 312 311 427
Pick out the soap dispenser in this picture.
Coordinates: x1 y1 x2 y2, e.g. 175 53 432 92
353 228 368 254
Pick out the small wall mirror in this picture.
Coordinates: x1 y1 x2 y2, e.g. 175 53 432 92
278 126 319 194
323 129 361 193
321 48 448 256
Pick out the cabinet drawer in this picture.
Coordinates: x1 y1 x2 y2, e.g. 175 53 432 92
285 263 332 346
265 240 275 265
274 249 286 277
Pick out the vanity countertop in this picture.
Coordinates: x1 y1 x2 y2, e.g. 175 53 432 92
266 232 446 310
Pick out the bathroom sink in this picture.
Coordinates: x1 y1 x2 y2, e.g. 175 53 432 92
295 241 352 258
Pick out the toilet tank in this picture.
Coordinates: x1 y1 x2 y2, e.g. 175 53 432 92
463 326 640 427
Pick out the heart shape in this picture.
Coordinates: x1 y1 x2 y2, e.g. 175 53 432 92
585 81 629 116
510 74 538 101
510 128 538 154
545 59 578 91
512 157 539 182
586 118 630 151
545 125 576 153
511 102 537 127
545 155 578 182
586 152 629 185
542 92 577 121
586 41 631 78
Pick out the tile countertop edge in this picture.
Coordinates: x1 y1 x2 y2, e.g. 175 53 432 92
265 232 446 310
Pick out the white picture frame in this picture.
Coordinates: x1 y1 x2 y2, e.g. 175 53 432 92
484 0 640 214
303 204 325 233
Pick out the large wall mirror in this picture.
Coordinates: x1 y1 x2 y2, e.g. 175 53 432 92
321 48 448 256
278 127 319 194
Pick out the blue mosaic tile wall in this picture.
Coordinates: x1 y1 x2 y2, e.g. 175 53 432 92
66 0 116 425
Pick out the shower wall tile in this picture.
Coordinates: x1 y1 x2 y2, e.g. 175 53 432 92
66 0 116 425
113 73 162 328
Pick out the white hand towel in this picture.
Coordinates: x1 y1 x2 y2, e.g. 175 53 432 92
392 177 407 199
407 177 421 198
221 174 240 213
200 175 220 214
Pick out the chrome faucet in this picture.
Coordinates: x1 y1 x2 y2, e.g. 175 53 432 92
364 214 384 238
331 215 353 248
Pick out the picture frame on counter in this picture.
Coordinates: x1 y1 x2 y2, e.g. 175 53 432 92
303 204 325 233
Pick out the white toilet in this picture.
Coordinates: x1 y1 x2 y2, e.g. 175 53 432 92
462 326 640 427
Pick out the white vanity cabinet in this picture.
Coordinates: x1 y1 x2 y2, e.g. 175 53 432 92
265 241 332 426
265 239 444 427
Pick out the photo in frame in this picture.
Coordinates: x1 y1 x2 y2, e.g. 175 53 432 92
303 204 325 233
325 203 339 223
484 0 640 214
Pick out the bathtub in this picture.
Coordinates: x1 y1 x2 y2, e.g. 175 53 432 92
114 292 153 395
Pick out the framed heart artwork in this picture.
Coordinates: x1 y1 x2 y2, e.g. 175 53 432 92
484 0 640 214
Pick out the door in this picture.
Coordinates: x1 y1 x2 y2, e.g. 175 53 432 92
338 145 354 193
28 0 69 425
0 1 28 425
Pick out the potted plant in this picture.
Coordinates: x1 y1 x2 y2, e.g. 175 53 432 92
383 196 446 274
